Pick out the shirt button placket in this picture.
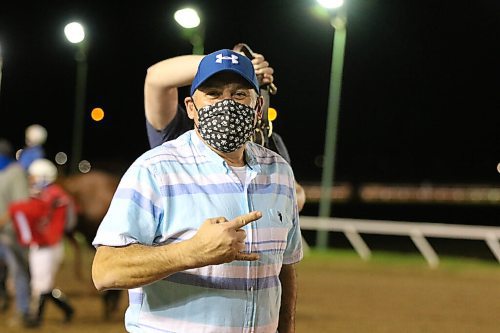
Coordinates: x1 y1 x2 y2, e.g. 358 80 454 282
245 173 257 329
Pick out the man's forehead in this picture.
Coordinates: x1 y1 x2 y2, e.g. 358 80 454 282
200 71 253 89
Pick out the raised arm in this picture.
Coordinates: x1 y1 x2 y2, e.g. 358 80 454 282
144 51 274 131
144 55 204 130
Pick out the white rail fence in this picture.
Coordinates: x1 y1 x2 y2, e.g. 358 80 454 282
299 216 500 268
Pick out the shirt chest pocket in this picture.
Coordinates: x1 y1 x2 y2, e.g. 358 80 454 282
263 208 291 255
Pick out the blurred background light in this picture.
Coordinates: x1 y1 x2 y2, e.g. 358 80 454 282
174 8 200 28
268 107 277 122
55 151 68 165
78 159 91 173
91 107 105 121
64 22 85 44
316 0 344 9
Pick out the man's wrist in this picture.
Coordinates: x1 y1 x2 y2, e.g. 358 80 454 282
176 238 200 269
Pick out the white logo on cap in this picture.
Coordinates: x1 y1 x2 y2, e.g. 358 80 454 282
215 53 239 64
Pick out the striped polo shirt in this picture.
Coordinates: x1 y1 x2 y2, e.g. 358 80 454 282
93 130 303 333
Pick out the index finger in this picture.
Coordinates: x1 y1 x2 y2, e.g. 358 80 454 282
229 211 262 229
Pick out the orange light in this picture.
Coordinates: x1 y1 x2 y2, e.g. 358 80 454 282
268 107 277 121
91 107 105 121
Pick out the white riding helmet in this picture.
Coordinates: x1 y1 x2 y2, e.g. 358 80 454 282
25 124 48 146
28 158 58 186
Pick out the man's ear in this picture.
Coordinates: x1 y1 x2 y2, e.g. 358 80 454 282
184 96 196 120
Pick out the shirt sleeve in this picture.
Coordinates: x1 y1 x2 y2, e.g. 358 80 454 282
9 199 46 246
146 105 193 148
282 170 303 265
268 132 292 166
92 160 165 248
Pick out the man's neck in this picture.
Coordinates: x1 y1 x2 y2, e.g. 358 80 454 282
194 130 246 167
217 148 246 167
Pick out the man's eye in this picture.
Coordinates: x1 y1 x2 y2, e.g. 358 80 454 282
234 92 248 98
206 91 220 97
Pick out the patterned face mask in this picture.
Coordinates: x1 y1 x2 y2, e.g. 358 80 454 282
195 99 256 153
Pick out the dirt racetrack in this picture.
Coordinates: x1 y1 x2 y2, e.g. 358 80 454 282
2 246 500 333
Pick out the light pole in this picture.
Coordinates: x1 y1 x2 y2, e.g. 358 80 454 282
174 7 204 55
316 0 347 249
0 43 3 97
64 22 88 174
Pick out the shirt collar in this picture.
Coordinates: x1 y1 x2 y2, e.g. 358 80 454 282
188 130 260 174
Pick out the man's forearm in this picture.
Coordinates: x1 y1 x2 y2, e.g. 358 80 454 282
145 55 204 89
92 241 197 291
278 264 297 333
92 212 262 292
144 54 204 130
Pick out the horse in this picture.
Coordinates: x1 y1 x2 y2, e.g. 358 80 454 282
59 169 123 320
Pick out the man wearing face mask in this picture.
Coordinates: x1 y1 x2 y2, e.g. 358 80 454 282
143 46 306 211
92 49 303 333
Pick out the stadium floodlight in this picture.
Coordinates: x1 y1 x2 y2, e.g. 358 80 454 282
0 42 3 95
64 22 85 44
173 7 204 55
64 21 88 173
314 0 347 249
317 0 344 9
174 8 201 29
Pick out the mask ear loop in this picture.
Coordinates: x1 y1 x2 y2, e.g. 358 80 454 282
190 96 199 112
190 97 202 132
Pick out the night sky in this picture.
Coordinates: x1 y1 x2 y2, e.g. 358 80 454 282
1 0 499 185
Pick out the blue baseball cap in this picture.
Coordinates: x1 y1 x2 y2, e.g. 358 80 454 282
190 49 260 96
